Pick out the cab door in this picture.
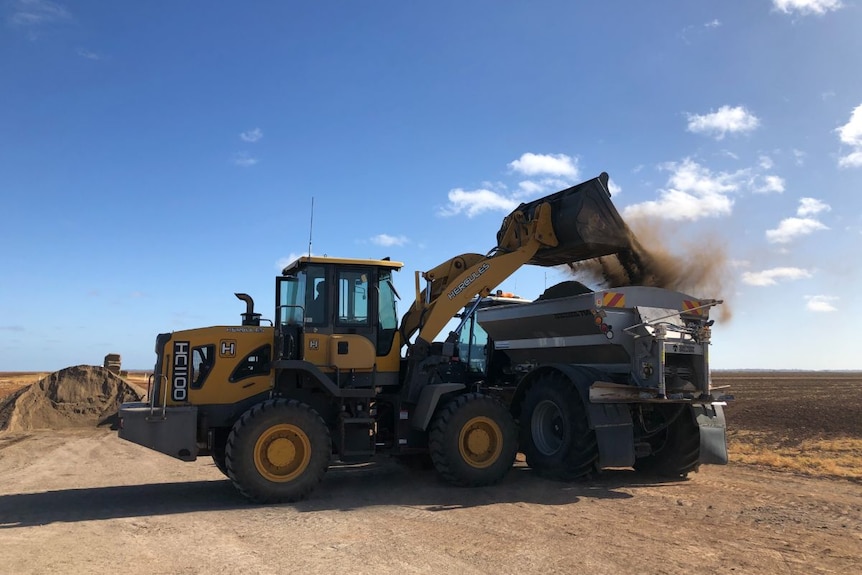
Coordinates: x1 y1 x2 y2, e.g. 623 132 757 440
326 267 378 376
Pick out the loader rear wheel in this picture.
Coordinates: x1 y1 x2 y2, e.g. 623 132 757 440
634 405 700 479
429 393 517 487
520 370 599 481
225 399 331 503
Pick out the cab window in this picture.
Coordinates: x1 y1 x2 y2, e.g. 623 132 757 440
191 344 214 389
303 265 327 326
376 270 399 354
278 275 305 327
458 317 488 374
229 345 271 382
336 269 370 326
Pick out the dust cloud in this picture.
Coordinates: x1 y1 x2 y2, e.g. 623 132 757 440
568 218 734 321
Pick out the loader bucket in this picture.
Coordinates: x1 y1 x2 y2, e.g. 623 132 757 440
502 172 633 267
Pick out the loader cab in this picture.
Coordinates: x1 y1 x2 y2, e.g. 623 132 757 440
456 292 532 384
276 256 404 385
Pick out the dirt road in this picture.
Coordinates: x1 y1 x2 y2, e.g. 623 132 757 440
1 429 859 575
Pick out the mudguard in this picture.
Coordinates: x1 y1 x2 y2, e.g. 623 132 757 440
588 402 636 468
694 403 728 465
554 364 635 469
412 383 466 431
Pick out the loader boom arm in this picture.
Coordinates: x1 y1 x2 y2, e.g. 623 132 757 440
400 203 558 346
400 172 633 348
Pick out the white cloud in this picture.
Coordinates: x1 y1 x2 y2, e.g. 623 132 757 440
752 174 785 194
686 105 760 139
773 0 843 15
679 20 721 44
76 48 101 60
514 176 575 199
370 234 408 247
759 155 774 170
441 153 585 218
518 180 543 195
766 217 828 243
838 150 862 168
508 153 579 178
240 128 263 143
607 179 621 196
762 196 830 245
622 158 737 221
805 294 838 312
439 188 519 218
741 267 812 286
232 152 258 167
836 104 862 146
792 149 806 166
9 0 69 26
666 159 739 196
276 252 318 271
797 197 831 216
836 104 862 168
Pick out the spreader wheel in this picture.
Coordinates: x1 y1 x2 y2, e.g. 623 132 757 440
520 369 599 481
634 405 701 479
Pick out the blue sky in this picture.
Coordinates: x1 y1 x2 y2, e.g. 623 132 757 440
1 0 860 371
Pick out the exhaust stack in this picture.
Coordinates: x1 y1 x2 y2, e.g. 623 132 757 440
235 293 261 326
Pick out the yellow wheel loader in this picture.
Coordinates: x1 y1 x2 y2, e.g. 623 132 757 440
119 172 728 502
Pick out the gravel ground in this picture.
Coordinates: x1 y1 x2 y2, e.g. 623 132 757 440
1 428 860 575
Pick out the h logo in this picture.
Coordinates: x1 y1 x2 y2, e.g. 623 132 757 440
220 339 237 358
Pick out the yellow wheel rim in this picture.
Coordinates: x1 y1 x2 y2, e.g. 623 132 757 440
253 423 311 482
458 416 503 469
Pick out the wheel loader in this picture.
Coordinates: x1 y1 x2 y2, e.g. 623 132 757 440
118 172 728 502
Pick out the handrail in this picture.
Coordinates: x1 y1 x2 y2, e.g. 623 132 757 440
147 373 168 418
623 299 723 338
161 375 169 418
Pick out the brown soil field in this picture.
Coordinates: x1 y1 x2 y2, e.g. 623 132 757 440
0 372 49 399
0 370 860 574
715 371 862 481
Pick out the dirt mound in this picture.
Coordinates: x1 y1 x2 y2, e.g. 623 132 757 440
0 365 144 432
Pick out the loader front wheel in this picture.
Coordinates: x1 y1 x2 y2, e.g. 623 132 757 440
211 428 229 477
429 393 518 487
226 399 331 503
520 370 599 481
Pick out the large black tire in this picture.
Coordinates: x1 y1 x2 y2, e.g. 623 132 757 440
393 453 436 471
634 405 701 479
225 399 331 503
211 428 229 477
520 369 599 481
429 393 518 487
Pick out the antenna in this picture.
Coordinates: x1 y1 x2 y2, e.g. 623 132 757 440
308 197 314 258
